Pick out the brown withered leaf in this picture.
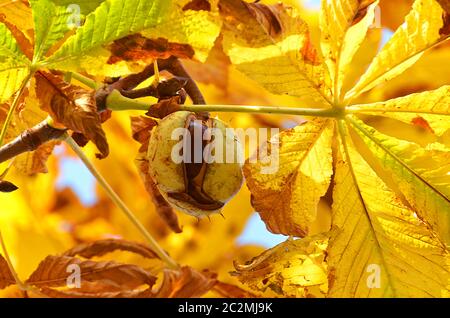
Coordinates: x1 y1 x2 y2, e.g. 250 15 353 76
37 280 139 298
437 0 450 13
26 255 156 289
146 96 182 119
213 281 259 298
0 14 33 60
130 115 158 152
108 34 195 64
0 180 18 193
135 152 182 233
62 238 159 260
35 71 109 159
38 267 216 298
0 13 33 59
14 140 60 175
0 254 15 290
38 286 147 298
183 0 212 11
152 266 217 298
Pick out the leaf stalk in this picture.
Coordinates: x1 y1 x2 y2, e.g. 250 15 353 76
63 134 179 270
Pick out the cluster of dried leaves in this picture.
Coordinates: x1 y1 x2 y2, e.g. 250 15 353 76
0 238 248 298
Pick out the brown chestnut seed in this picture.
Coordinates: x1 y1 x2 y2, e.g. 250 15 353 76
147 111 244 218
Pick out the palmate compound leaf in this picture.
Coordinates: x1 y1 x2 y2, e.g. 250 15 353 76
239 0 450 298
346 0 450 99
0 22 30 103
243 119 334 237
35 71 109 159
320 0 379 98
219 0 332 106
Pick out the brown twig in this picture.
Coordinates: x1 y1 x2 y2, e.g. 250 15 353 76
0 121 66 164
168 58 206 105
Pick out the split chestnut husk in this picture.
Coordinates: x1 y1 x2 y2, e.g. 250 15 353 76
147 111 243 217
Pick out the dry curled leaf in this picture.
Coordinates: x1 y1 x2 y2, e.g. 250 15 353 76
135 152 182 233
153 266 217 298
62 239 159 260
108 34 195 64
14 140 60 175
26 255 156 289
38 286 147 298
146 96 183 119
0 254 15 290
35 71 109 159
183 0 212 11
38 266 216 298
130 115 158 152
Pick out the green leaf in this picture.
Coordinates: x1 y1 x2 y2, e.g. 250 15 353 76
45 0 172 68
0 23 30 102
31 0 72 62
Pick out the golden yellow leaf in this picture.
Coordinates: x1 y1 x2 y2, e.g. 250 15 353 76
349 116 450 246
347 0 450 99
349 85 450 137
234 236 329 298
320 0 379 99
244 119 334 237
220 0 332 106
329 124 450 297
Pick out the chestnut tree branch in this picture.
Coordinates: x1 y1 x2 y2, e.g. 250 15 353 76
0 120 66 164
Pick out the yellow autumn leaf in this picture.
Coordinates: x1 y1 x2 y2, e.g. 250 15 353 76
349 85 450 138
234 235 329 298
220 0 332 106
348 116 450 246
328 123 450 297
347 0 450 99
320 0 379 99
50 3 222 77
141 7 222 63
244 118 334 237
